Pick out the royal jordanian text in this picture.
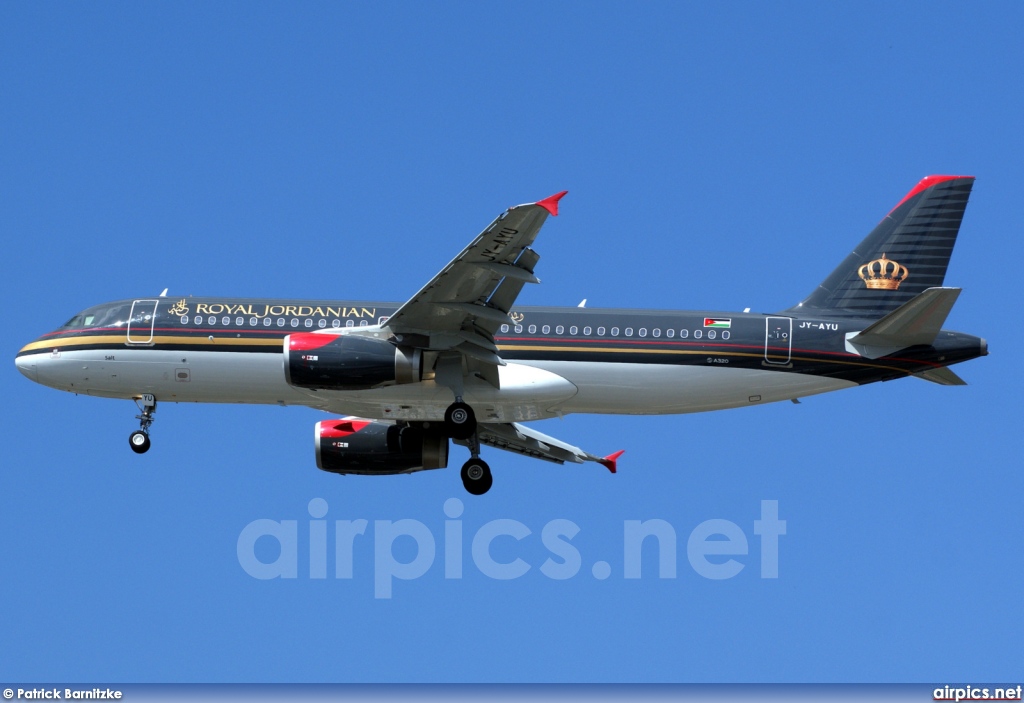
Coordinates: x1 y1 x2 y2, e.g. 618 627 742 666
193 303 376 318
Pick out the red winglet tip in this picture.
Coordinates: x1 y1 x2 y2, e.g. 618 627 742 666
535 190 568 216
599 449 625 474
889 174 974 214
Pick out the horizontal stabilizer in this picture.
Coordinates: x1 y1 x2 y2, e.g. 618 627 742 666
913 367 967 386
845 287 961 359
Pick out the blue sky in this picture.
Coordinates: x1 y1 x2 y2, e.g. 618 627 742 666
1 2 1021 683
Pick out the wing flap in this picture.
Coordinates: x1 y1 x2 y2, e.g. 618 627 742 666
464 422 621 473
386 196 563 337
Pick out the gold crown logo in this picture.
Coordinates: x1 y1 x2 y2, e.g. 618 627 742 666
167 299 190 316
858 253 909 290
509 311 524 324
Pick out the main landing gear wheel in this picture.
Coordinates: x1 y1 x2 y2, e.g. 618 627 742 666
129 431 151 454
461 458 492 495
444 401 476 440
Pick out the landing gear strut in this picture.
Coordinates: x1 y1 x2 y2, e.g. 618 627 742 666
129 394 156 454
460 430 492 495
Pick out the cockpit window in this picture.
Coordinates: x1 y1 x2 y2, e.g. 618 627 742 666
64 304 131 329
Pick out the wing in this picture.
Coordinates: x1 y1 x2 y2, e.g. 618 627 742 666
457 422 624 474
384 191 567 370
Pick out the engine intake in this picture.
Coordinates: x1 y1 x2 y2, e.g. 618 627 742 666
315 418 448 475
284 333 421 390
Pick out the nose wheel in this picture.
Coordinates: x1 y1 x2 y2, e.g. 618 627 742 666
129 394 157 454
129 430 151 454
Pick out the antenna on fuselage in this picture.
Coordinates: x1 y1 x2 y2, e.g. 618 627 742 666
577 299 587 308
159 288 168 297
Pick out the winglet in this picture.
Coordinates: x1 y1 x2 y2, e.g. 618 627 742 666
535 190 568 216
598 450 625 474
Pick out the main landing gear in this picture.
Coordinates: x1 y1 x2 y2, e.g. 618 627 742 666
129 394 156 454
458 422 492 496
443 398 491 494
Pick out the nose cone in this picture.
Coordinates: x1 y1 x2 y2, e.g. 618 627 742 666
980 338 988 356
15 353 38 382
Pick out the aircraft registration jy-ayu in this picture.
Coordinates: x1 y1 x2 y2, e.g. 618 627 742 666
16 175 987 494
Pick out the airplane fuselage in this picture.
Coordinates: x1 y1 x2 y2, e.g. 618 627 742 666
15 296 986 423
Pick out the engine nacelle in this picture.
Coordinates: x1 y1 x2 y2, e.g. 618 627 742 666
315 418 449 475
284 333 421 390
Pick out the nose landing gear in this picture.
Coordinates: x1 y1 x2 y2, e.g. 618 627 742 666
129 394 156 454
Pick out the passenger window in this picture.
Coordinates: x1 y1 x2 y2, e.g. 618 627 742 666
555 325 564 334
611 327 619 336
250 318 258 326
653 328 661 337
318 319 327 328
722 331 731 340
277 318 285 327
501 324 509 333
639 328 647 337
346 320 354 327
514 325 523 333
680 329 688 338
583 326 592 335
708 330 717 339
180 316 189 325
263 318 272 327
625 328 633 336
291 319 300 327
208 316 217 325
666 329 675 338
359 320 368 326
305 319 313 328
332 320 341 328
235 317 244 326
597 326 605 336
542 325 550 334
694 330 703 339
569 326 578 335
222 316 231 326
528 325 537 333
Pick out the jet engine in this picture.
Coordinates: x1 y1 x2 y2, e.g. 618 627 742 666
315 418 449 475
284 333 421 390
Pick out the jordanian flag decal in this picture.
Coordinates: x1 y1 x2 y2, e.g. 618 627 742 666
703 318 731 329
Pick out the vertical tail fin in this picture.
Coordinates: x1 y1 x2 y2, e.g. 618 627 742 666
787 175 975 318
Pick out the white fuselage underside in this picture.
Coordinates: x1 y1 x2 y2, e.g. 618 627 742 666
25 349 857 421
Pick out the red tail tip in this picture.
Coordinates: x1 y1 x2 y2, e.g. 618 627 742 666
599 449 625 474
535 190 568 216
889 174 974 214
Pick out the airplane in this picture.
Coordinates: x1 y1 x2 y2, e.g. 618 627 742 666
15 175 987 495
